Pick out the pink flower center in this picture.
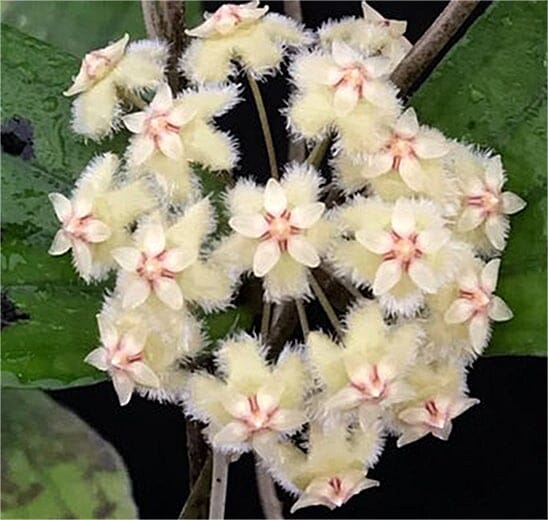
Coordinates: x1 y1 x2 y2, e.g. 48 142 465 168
332 65 368 97
467 189 501 217
237 394 279 434
83 51 111 80
64 214 95 243
326 477 352 507
145 111 181 142
212 4 243 30
424 399 447 430
350 365 387 402
109 340 142 369
388 134 416 169
459 287 491 315
383 231 422 271
137 251 176 283
261 210 299 251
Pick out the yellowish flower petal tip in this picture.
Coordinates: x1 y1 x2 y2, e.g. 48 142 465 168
181 2 310 83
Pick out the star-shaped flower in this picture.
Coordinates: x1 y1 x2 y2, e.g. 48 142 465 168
186 335 309 453
64 34 168 139
444 258 513 352
229 178 325 277
352 108 450 192
308 302 420 415
457 156 526 250
181 1 308 83
85 315 160 406
123 84 196 165
48 193 111 275
214 164 335 302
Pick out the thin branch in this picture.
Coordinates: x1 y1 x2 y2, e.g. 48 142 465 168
295 299 309 339
260 301 272 340
179 454 213 519
141 0 188 90
305 138 330 170
309 272 345 340
283 0 302 22
255 462 285 519
390 0 481 95
209 451 230 520
247 72 279 179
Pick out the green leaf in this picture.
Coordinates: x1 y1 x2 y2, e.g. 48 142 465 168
1 1 146 57
412 1 547 356
1 389 137 519
1 26 251 389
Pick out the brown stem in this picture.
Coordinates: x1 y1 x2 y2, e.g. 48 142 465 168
255 462 285 519
141 0 188 91
179 454 212 519
295 299 309 338
309 272 345 340
283 0 302 22
390 0 480 95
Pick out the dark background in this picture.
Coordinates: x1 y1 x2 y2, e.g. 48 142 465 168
50 2 547 519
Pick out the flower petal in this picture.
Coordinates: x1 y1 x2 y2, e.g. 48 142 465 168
121 329 147 357
457 207 484 232
398 406 430 426
408 259 438 293
287 235 320 268
363 56 391 79
122 277 151 309
167 105 196 127
372 259 402 295
48 193 72 222
333 84 360 116
154 277 183 310
142 223 166 257
112 247 142 272
158 132 183 160
85 220 111 243
213 421 250 446
289 203 325 229
97 314 119 349
356 229 393 254
484 156 504 192
395 108 419 138
481 259 500 292
126 361 160 388
398 156 423 191
331 40 359 68
84 347 109 371
112 370 134 406
325 386 364 411
484 214 507 250
123 111 147 134
264 179 287 217
469 314 490 351
444 299 475 324
489 295 513 322
229 214 269 238
416 227 450 254
48 230 72 256
502 191 526 215
162 248 196 272
221 392 251 419
131 135 156 165
253 239 281 277
391 199 415 236
72 239 92 277
361 152 393 178
413 134 449 159
150 83 174 113
268 409 306 432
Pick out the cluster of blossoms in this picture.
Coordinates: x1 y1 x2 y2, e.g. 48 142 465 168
50 1 525 513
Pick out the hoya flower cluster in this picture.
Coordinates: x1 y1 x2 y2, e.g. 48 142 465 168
49 2 525 514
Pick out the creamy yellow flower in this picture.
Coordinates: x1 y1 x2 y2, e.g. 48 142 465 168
65 34 168 139
181 1 309 83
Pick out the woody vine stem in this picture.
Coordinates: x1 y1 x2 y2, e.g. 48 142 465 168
139 1 481 518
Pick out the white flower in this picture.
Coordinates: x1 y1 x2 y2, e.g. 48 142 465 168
357 108 450 191
186 1 269 38
444 259 513 352
229 178 324 277
112 222 194 311
356 198 451 297
397 395 478 447
324 41 393 116
48 193 111 276
123 84 196 165
85 315 160 406
361 1 407 39
457 156 526 250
